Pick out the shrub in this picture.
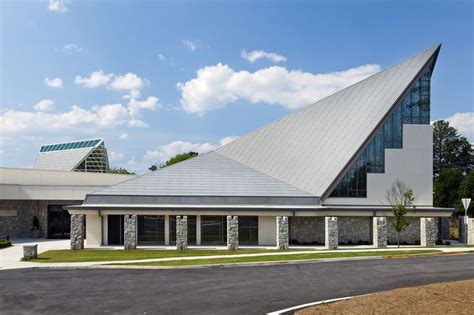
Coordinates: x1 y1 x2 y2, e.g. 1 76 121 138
0 240 12 249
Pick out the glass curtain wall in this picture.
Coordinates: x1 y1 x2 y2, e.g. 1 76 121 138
201 216 227 245
239 216 259 245
169 215 197 245
137 215 165 245
330 66 431 198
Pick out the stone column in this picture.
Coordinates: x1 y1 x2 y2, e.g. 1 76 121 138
227 216 239 250
124 215 137 250
420 217 436 247
325 217 338 250
467 218 474 245
176 216 188 250
276 216 289 250
372 217 387 248
70 214 84 250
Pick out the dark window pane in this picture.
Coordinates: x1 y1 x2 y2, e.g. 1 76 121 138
137 215 165 245
201 216 227 245
239 216 258 245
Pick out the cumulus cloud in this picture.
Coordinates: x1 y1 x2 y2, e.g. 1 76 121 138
219 136 239 146
182 40 200 51
48 0 68 12
144 136 238 162
120 133 129 140
44 77 63 88
34 99 55 112
177 63 381 114
241 49 287 63
445 112 474 141
0 101 154 135
127 96 159 116
109 151 125 162
63 44 82 54
75 70 113 88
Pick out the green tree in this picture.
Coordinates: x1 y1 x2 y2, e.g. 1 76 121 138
148 152 199 171
432 120 472 177
109 167 135 175
386 180 416 247
433 169 463 209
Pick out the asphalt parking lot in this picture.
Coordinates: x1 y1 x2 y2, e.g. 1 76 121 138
1 254 473 314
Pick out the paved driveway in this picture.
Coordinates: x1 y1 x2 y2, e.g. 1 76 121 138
0 239 69 269
0 254 473 314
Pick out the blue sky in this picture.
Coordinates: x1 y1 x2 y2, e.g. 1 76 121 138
1 0 473 173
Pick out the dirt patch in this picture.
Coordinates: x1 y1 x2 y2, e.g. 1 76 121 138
296 279 474 315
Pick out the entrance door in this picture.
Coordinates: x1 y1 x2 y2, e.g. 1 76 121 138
108 215 124 245
48 205 71 239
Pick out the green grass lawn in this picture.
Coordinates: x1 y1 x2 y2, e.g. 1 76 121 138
115 250 441 267
35 249 290 263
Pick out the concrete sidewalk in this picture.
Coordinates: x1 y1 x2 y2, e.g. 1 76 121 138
1 238 473 270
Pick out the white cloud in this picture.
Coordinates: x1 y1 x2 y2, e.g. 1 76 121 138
63 44 82 54
128 96 159 116
177 63 381 114
34 99 55 112
44 77 63 88
48 0 68 12
144 136 237 162
0 102 152 135
109 151 125 162
445 112 474 142
241 49 287 63
75 70 113 88
158 54 167 61
182 40 200 51
120 133 129 140
158 53 174 65
219 136 239 146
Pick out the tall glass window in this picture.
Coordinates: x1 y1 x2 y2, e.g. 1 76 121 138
137 215 165 245
169 215 197 245
239 217 259 245
330 66 431 198
201 216 227 245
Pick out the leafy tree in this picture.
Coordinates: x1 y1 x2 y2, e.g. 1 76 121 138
386 180 416 247
148 152 199 171
109 167 135 175
433 169 463 209
457 171 474 216
432 120 472 177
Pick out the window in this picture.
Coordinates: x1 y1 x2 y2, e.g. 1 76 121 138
201 216 227 245
329 67 431 198
137 215 165 245
239 217 259 245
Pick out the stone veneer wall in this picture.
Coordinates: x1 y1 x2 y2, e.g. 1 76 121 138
387 217 438 244
227 216 239 250
124 215 137 250
338 217 372 244
0 200 81 239
289 217 324 244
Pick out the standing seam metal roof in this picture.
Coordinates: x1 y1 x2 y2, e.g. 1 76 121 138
217 45 440 197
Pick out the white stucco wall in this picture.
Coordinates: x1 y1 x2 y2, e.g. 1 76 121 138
258 216 276 246
0 167 135 200
324 124 433 206
86 214 102 246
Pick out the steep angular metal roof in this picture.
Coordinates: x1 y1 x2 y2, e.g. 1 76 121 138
218 45 440 197
33 138 105 171
86 152 317 206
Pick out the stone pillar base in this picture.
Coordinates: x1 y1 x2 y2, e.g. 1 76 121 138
276 216 289 250
23 245 38 259
176 216 188 251
420 217 436 247
467 218 474 245
373 217 387 248
227 216 239 250
124 215 137 250
325 217 338 250
70 214 84 250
